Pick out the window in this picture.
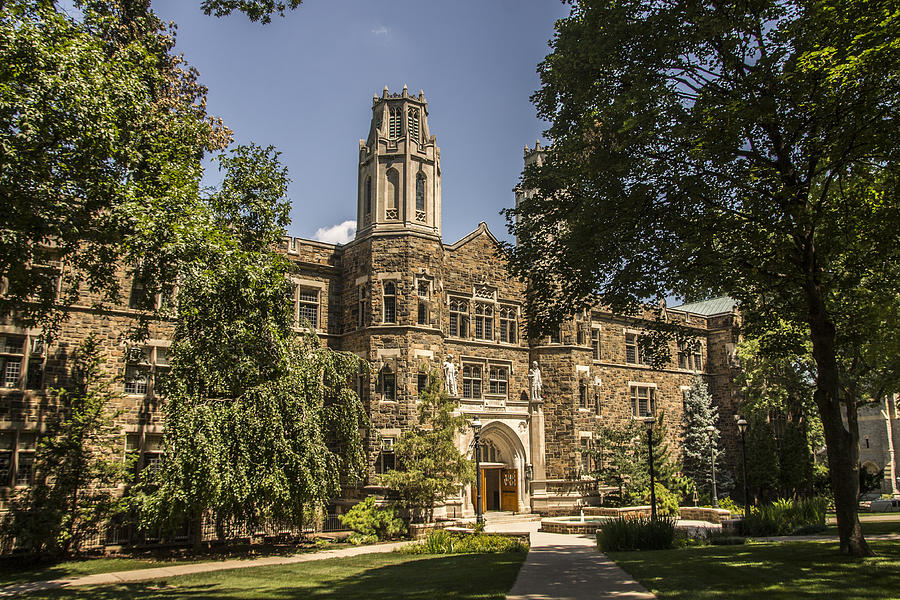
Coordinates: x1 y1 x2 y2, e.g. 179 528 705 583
625 333 646 365
499 306 517 343
295 287 319 329
383 281 397 323
0 335 24 389
591 328 601 361
462 364 482 399
381 371 396 401
416 280 429 325
417 372 428 395
579 380 591 410
365 176 372 215
385 168 400 219
449 298 469 338
488 366 508 397
415 173 426 213
549 327 561 344
357 284 368 328
124 346 169 396
128 273 150 310
580 437 593 472
474 303 493 340
128 433 164 481
15 432 36 487
630 386 656 418
575 314 585 346
407 108 420 140
479 440 501 463
375 437 395 474
678 342 703 371
0 432 12 486
389 107 402 138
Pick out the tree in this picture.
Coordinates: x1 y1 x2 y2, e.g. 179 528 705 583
1 336 132 556
506 0 900 555
681 378 728 502
381 369 474 523
0 0 230 336
139 145 368 545
200 0 303 23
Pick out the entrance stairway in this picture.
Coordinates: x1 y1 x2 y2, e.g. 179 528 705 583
480 511 542 525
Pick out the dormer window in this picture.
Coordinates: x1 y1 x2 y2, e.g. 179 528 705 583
407 108 420 141
389 107 402 138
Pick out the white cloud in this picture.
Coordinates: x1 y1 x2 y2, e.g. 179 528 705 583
371 25 389 36
313 220 356 245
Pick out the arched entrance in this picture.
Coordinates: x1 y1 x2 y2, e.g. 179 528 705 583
472 421 527 513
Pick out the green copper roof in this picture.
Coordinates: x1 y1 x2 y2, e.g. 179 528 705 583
670 297 736 316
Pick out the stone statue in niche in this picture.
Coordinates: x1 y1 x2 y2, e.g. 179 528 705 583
529 361 543 401
443 354 459 396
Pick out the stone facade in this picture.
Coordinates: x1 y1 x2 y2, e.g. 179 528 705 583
0 89 752 515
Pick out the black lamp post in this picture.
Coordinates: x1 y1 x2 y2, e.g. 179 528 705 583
706 425 718 508
472 416 484 525
644 416 657 521
737 417 749 520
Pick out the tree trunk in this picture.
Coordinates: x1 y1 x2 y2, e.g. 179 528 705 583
805 278 872 556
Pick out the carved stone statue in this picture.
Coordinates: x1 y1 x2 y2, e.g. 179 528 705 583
443 354 459 396
529 361 543 401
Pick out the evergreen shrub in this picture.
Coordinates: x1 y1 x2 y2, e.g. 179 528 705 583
339 497 406 540
739 497 827 536
400 530 529 555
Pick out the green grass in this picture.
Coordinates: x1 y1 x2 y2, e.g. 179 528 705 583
0 541 349 587
610 540 900 600
24 552 526 599
820 520 900 537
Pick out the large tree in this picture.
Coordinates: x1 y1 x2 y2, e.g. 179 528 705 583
506 0 900 555
0 0 230 335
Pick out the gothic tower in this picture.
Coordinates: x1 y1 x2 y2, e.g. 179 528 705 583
356 85 442 239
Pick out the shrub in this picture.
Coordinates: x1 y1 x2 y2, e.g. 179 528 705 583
596 516 677 552
399 531 529 555
339 497 406 540
640 483 680 517
347 532 378 545
716 496 743 516
739 497 827 536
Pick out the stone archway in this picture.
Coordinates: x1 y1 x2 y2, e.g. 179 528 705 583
474 421 528 513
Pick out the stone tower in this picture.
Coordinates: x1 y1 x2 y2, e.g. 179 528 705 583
356 85 442 240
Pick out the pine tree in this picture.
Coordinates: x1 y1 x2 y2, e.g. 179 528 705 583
681 378 725 502
1 336 132 556
381 369 474 523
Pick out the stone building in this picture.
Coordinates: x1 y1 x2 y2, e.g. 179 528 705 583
0 88 746 516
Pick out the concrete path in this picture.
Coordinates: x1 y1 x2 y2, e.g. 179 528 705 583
483 518 655 600
0 540 413 598
505 530 655 600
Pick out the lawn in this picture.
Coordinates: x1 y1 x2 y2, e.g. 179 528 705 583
24 552 526 599
0 541 349 587
610 540 900 600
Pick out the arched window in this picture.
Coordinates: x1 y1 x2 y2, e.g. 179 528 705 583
365 176 372 214
383 281 397 323
407 108 419 140
385 168 400 219
415 173 425 213
389 107 402 138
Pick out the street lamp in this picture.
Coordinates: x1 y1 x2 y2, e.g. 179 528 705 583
472 416 484 525
643 416 657 521
706 425 718 508
736 417 749 520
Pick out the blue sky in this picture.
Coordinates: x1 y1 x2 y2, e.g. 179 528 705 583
147 0 570 244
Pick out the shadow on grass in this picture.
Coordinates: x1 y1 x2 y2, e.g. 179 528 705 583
27 553 526 600
609 540 900 600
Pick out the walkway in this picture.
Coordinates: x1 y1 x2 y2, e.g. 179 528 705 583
486 518 655 600
0 540 413 598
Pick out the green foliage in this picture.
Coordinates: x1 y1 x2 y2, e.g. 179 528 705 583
346 533 378 546
400 530 529 555
739 497 828 537
1 337 132 556
681 378 729 499
381 369 473 523
505 0 900 555
339 497 406 540
0 0 229 336
201 0 303 23
596 516 677 552
641 483 680 518
140 146 367 542
716 496 743 517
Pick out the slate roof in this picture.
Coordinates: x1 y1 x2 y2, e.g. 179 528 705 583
669 296 736 316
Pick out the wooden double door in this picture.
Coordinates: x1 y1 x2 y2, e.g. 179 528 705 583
473 467 518 513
